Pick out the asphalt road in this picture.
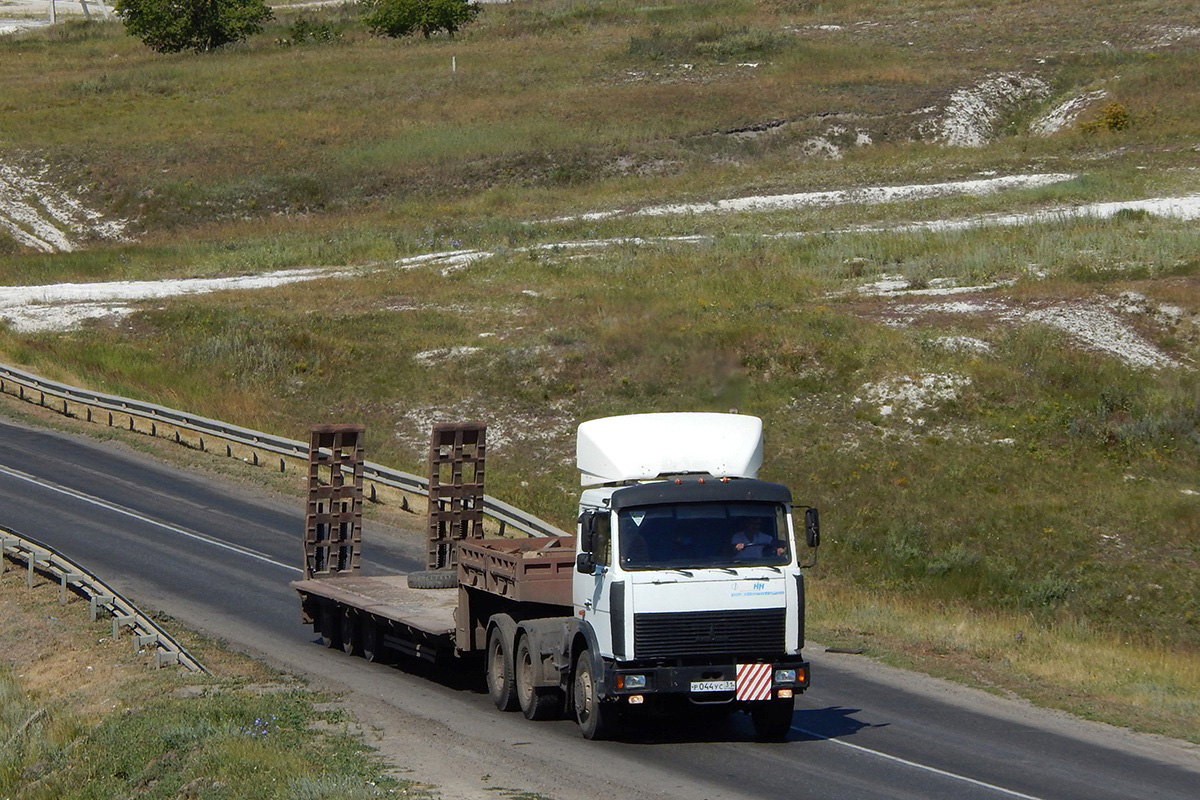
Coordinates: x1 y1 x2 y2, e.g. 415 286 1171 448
2 414 1197 800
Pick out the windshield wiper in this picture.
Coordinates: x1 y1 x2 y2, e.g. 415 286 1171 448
667 569 694 577
716 567 738 575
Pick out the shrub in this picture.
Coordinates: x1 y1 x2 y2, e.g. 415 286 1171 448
361 0 481 39
282 16 340 46
1081 101 1132 133
114 0 273 53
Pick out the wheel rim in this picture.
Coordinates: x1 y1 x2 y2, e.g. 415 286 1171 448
517 644 534 708
488 635 504 696
575 662 594 724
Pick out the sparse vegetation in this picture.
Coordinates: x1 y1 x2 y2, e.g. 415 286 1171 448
0 567 408 799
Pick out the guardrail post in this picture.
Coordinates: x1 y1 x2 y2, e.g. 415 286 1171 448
0 536 15 573
27 553 43 588
112 614 135 637
133 632 159 653
90 593 115 621
59 571 84 604
155 650 181 669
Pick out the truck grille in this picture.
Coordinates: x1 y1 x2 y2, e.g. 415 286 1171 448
633 609 785 659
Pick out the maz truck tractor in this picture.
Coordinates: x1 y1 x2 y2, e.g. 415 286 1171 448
292 412 820 740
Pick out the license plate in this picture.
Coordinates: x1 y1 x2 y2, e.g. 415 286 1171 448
690 680 736 693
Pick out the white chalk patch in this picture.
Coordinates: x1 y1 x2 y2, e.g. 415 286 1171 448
853 372 971 425
411 346 482 365
0 268 355 332
544 173 1076 224
0 162 128 253
1031 90 1109 136
934 336 993 354
936 73 1049 147
1019 305 1180 370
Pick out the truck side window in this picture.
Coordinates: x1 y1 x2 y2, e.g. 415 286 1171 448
593 512 612 567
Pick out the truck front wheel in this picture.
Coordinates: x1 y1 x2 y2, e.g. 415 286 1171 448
486 627 519 712
750 697 795 742
516 635 563 721
573 653 616 740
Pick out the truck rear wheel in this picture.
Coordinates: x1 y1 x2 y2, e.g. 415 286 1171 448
317 601 341 649
516 635 562 721
340 606 360 656
573 652 616 740
486 627 519 712
750 697 795 742
361 617 380 662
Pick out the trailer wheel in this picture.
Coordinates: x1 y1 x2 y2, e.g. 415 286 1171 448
340 606 360 656
516 635 562 721
486 627 519 712
317 601 341 649
361 617 380 663
407 569 458 589
573 651 616 740
750 697 795 742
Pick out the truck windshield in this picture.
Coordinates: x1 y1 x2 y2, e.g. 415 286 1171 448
617 502 790 570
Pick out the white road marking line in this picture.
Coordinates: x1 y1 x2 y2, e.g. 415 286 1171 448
794 725 1048 800
0 463 301 573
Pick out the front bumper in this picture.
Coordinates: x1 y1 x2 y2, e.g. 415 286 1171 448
600 658 810 703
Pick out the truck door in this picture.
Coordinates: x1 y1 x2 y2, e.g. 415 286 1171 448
574 509 618 658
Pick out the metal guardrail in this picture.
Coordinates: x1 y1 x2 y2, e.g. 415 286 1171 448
0 363 569 538
1 525 206 673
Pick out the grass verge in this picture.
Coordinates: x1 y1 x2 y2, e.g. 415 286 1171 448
0 560 423 800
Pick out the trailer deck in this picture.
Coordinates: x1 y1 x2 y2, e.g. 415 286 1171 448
292 574 457 636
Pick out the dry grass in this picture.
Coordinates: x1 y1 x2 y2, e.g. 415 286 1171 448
0 561 407 799
809 577 1200 743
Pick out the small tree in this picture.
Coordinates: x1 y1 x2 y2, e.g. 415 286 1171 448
362 0 481 39
115 0 273 53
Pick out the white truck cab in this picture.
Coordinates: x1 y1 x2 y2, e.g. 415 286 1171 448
569 413 818 740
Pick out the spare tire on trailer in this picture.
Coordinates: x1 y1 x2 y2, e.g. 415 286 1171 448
406 569 458 589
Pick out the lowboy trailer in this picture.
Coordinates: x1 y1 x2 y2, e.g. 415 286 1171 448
292 413 819 740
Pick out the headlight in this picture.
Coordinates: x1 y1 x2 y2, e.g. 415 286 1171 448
774 669 797 684
617 674 647 690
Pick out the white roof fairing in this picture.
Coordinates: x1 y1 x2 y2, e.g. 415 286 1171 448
576 413 763 486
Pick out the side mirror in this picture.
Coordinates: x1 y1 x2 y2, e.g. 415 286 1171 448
576 552 596 575
578 510 599 554
805 507 820 548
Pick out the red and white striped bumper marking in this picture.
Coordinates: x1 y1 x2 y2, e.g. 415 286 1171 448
736 662 773 701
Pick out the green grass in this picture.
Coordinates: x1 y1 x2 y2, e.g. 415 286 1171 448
0 572 413 800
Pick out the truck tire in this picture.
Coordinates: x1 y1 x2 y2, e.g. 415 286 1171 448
486 627 519 712
407 569 458 589
750 697 795 742
361 617 381 663
317 601 341 650
573 651 616 740
341 606 360 656
516 635 563 721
